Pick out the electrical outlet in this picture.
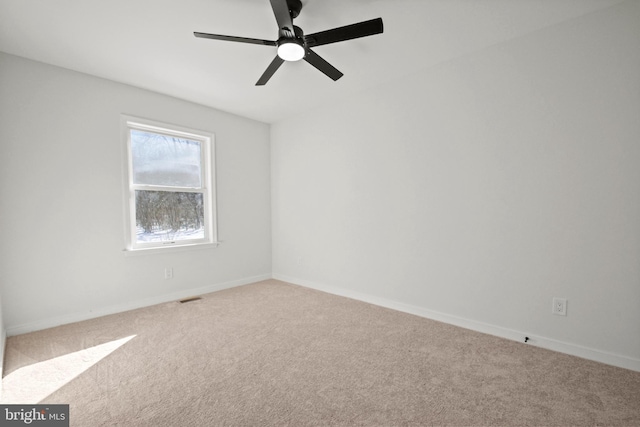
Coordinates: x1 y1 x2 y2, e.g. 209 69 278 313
164 267 173 280
552 297 567 316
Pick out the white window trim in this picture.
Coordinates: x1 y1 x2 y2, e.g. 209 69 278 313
121 115 219 253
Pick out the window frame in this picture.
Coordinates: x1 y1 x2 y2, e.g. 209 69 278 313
121 115 217 253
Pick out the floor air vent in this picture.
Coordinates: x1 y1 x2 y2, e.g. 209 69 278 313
179 297 202 303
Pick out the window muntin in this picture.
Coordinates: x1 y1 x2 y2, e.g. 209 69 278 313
123 117 216 251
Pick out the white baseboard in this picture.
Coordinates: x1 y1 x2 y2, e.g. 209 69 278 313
273 273 640 372
6 274 271 336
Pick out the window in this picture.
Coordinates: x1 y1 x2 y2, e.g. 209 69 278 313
122 116 216 251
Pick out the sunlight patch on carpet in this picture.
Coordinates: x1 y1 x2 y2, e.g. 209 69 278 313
1 335 136 404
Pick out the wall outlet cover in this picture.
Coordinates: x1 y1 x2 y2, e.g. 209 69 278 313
552 297 567 316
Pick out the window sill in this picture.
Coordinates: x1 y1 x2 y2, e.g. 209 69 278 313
122 242 221 257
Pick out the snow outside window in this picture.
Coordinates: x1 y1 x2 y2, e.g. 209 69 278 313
122 116 217 251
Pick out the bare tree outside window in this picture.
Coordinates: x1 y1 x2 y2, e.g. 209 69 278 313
135 191 204 242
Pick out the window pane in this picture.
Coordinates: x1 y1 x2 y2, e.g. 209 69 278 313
131 130 202 187
135 190 204 243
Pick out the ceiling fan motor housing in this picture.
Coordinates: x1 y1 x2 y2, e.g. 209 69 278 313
287 0 302 19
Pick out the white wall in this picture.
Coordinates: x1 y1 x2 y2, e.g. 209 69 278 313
272 1 640 370
0 53 271 334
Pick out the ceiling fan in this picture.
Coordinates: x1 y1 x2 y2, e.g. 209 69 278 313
194 0 384 86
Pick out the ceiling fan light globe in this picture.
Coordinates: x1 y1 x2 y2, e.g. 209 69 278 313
277 42 305 61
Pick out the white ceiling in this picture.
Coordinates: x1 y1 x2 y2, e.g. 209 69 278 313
0 0 626 124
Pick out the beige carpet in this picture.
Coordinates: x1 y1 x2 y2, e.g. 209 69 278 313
3 279 640 426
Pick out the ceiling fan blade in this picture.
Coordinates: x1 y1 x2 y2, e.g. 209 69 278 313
194 32 277 46
256 56 285 86
304 48 343 81
304 18 383 47
269 0 295 37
